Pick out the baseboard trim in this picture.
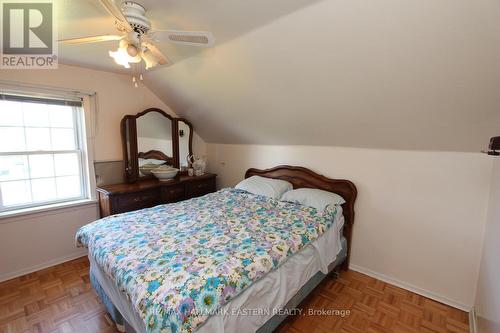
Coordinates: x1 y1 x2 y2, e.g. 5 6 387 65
469 307 477 333
475 314 500 332
0 251 87 283
349 264 471 312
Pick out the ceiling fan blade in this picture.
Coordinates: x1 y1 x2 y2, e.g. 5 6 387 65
149 30 215 47
99 0 133 32
58 35 123 45
142 42 170 68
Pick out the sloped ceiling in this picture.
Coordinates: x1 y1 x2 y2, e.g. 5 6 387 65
58 0 500 151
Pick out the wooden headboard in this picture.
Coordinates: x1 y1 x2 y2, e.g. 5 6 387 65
138 150 174 166
245 165 357 269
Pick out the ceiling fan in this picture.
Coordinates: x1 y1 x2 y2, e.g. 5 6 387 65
59 0 215 69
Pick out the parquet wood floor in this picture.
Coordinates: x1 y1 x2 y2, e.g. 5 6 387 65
276 270 469 333
0 257 469 333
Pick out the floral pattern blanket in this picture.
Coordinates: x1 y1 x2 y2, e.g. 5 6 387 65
76 188 340 333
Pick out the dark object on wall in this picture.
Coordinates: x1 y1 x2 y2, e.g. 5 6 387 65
482 136 500 156
179 129 184 137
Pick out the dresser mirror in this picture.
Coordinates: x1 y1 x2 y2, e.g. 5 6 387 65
121 108 193 182
137 110 174 173
177 119 193 169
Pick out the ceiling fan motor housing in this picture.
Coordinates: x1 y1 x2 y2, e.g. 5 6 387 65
121 1 151 34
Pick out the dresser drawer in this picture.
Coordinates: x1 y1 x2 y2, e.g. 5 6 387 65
97 174 216 217
112 190 159 214
185 178 216 198
160 185 185 203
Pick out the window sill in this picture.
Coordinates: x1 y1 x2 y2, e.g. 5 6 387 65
0 199 98 223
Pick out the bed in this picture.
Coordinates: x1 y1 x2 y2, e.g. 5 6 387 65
77 165 357 333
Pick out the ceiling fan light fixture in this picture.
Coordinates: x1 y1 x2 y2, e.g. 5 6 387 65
127 44 138 57
109 48 131 68
109 40 141 68
59 1 213 70
142 48 158 69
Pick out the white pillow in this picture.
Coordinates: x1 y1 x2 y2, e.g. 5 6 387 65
235 176 293 199
281 188 345 211
138 158 167 167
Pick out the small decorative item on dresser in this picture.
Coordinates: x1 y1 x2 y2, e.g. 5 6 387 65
151 165 179 181
139 163 160 176
188 155 207 176
188 168 194 176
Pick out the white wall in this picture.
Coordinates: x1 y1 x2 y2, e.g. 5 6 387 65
474 160 500 332
0 64 206 281
145 0 500 152
207 143 492 309
0 203 97 281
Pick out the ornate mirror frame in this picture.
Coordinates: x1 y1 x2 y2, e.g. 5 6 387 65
121 108 194 183
176 118 194 168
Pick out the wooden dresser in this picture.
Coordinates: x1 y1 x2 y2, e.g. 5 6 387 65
96 173 216 217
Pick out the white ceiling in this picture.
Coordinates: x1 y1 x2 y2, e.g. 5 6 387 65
57 0 500 151
57 0 316 72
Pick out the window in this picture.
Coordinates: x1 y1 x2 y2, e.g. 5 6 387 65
0 94 90 213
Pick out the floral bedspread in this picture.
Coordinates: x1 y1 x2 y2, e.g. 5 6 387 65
76 188 340 333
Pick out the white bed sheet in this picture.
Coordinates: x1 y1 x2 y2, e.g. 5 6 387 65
90 206 344 333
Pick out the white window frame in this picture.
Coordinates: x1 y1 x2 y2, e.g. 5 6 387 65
0 92 93 214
